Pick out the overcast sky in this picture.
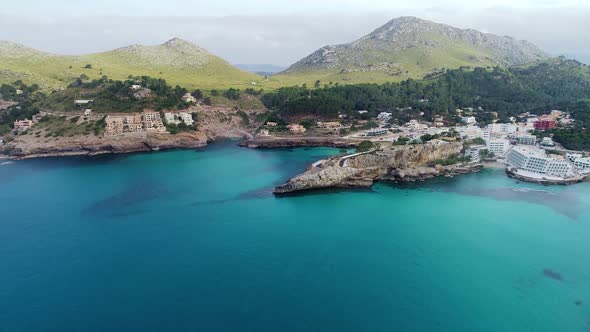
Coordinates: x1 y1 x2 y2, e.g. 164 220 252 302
1 0 589 66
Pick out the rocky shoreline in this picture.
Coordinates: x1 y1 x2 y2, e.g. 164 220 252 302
0 131 208 160
274 141 483 194
239 136 360 149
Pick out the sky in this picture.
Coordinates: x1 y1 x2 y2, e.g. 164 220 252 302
0 0 589 66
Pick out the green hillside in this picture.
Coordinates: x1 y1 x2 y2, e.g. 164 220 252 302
0 38 262 91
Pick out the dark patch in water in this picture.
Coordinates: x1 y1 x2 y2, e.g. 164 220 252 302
542 269 564 281
82 181 168 217
575 300 583 306
274 186 378 198
438 185 580 219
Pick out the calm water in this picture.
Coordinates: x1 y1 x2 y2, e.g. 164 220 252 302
1 141 590 332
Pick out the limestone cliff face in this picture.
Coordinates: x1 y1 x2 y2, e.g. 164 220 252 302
274 142 480 194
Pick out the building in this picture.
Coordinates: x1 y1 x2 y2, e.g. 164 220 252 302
486 139 511 156
130 84 142 91
287 124 307 134
182 93 197 104
456 126 483 140
540 137 555 147
32 114 43 123
266 122 277 127
179 112 194 126
358 110 368 115
487 123 517 135
461 116 477 125
15 89 23 95
84 109 92 116
164 113 178 124
125 114 144 132
378 112 392 122
257 129 270 137
317 121 341 129
507 146 574 177
514 134 537 146
13 119 33 132
74 100 93 106
534 120 556 131
142 111 166 132
464 145 486 161
105 116 125 136
567 154 590 172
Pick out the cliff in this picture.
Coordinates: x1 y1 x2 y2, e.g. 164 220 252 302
274 141 482 194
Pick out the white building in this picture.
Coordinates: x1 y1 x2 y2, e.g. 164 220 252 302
182 93 197 103
377 112 392 122
464 145 486 161
130 84 142 91
514 134 537 145
507 146 574 177
461 116 477 125
83 109 92 116
179 112 194 126
488 123 517 135
164 112 194 126
541 137 555 146
567 154 590 172
456 126 483 140
487 139 511 156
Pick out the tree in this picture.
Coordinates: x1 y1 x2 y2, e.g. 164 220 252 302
84 64 92 69
314 80 321 89
191 89 203 99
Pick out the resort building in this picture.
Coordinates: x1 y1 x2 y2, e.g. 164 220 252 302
164 112 194 126
84 109 92 116
105 116 125 136
486 139 511 156
124 114 144 132
257 129 270 137
487 123 517 135
567 154 590 172
514 134 537 145
13 119 33 133
507 146 574 177
142 111 166 132
266 122 277 127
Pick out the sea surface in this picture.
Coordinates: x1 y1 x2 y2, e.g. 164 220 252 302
1 141 590 332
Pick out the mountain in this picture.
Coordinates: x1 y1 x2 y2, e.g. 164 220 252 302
279 17 548 83
0 38 261 90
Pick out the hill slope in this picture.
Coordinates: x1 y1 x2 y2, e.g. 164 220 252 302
277 16 548 84
0 38 261 91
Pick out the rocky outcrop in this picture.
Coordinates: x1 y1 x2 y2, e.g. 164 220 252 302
274 142 483 194
1 131 208 159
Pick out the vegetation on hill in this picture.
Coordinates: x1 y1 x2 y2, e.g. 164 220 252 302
0 39 261 91
263 59 590 122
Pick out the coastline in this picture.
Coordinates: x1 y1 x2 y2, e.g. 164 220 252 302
239 136 360 149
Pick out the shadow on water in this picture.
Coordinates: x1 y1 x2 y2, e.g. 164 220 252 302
82 180 169 218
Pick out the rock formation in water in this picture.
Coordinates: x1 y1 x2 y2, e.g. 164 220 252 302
274 141 482 194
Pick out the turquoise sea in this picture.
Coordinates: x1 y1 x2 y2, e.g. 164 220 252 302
1 141 590 332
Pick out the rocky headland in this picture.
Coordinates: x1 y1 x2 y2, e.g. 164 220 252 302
274 141 483 194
